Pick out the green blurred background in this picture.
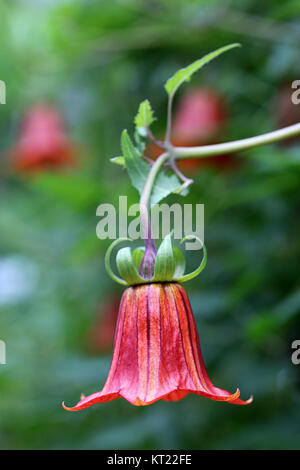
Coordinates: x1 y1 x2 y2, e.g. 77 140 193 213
1 0 300 450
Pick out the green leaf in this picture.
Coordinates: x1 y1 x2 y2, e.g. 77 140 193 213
121 130 181 204
110 156 126 167
121 129 149 192
165 43 241 97
151 171 183 205
134 99 155 132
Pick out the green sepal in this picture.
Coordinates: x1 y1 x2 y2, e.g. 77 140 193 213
174 236 207 283
173 246 185 278
131 247 145 271
153 232 175 282
105 234 206 287
116 247 145 286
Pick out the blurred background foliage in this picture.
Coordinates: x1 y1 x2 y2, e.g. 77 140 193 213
0 0 300 450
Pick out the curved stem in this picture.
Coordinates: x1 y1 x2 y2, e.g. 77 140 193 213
142 123 300 212
139 146 174 235
173 123 300 159
169 157 194 194
139 122 300 269
165 93 174 145
139 152 169 277
140 151 169 234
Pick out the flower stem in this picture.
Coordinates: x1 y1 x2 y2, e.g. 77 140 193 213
173 123 300 159
139 152 169 278
165 93 174 145
140 152 169 214
143 122 300 210
139 122 300 269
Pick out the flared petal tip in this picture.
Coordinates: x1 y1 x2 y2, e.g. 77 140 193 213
245 395 254 405
226 389 254 405
62 390 122 411
62 401 76 411
62 388 254 410
225 387 241 402
62 394 88 411
62 399 91 411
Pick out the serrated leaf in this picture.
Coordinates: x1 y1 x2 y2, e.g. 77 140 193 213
121 130 182 205
121 129 149 191
165 43 241 96
134 99 155 131
110 156 126 167
152 171 183 205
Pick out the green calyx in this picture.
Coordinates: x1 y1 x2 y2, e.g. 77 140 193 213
105 233 207 287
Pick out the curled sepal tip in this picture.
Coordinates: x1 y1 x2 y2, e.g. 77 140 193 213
173 235 207 283
105 238 131 286
105 238 147 286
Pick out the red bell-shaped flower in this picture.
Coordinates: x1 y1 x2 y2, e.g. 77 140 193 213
12 104 77 172
63 283 252 409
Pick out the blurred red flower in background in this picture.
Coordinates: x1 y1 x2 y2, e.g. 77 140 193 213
64 283 252 409
147 88 238 171
12 104 77 172
172 88 227 142
88 297 120 353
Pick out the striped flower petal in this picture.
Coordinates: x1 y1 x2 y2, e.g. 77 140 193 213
63 283 252 410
